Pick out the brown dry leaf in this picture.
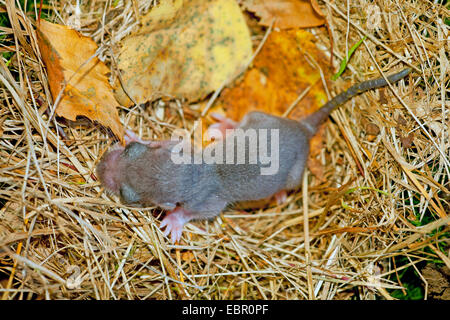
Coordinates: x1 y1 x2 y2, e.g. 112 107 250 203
213 30 329 177
37 20 124 142
114 0 252 106
400 133 414 149
422 264 450 300
366 123 380 136
241 0 325 29
307 156 325 182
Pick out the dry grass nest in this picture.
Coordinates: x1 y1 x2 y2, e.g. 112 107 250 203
0 0 449 300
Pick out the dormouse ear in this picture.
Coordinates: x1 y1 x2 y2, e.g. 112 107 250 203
119 183 141 204
123 142 147 160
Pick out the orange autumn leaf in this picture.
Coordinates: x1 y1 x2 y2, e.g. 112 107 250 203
213 30 330 178
37 20 124 142
241 0 325 29
216 30 328 121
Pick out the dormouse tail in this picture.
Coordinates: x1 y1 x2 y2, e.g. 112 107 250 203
302 68 411 135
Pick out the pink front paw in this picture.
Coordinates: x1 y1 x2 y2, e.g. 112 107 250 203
207 113 238 140
160 207 192 243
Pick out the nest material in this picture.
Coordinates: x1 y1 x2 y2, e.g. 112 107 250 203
0 0 449 300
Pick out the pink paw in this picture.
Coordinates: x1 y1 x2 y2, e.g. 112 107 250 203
160 207 192 243
207 113 237 140
125 129 148 145
274 190 287 205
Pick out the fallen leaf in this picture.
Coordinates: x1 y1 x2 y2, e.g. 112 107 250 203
307 157 325 182
366 123 380 136
400 133 414 149
241 0 325 29
114 0 253 105
37 20 124 142
421 264 450 300
378 87 388 105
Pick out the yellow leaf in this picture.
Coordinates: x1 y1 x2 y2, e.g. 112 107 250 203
114 0 253 105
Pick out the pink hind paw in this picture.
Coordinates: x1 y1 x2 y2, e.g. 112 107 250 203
124 129 148 145
160 207 193 243
207 113 238 140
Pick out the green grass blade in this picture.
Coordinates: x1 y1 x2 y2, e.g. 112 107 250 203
332 35 367 80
